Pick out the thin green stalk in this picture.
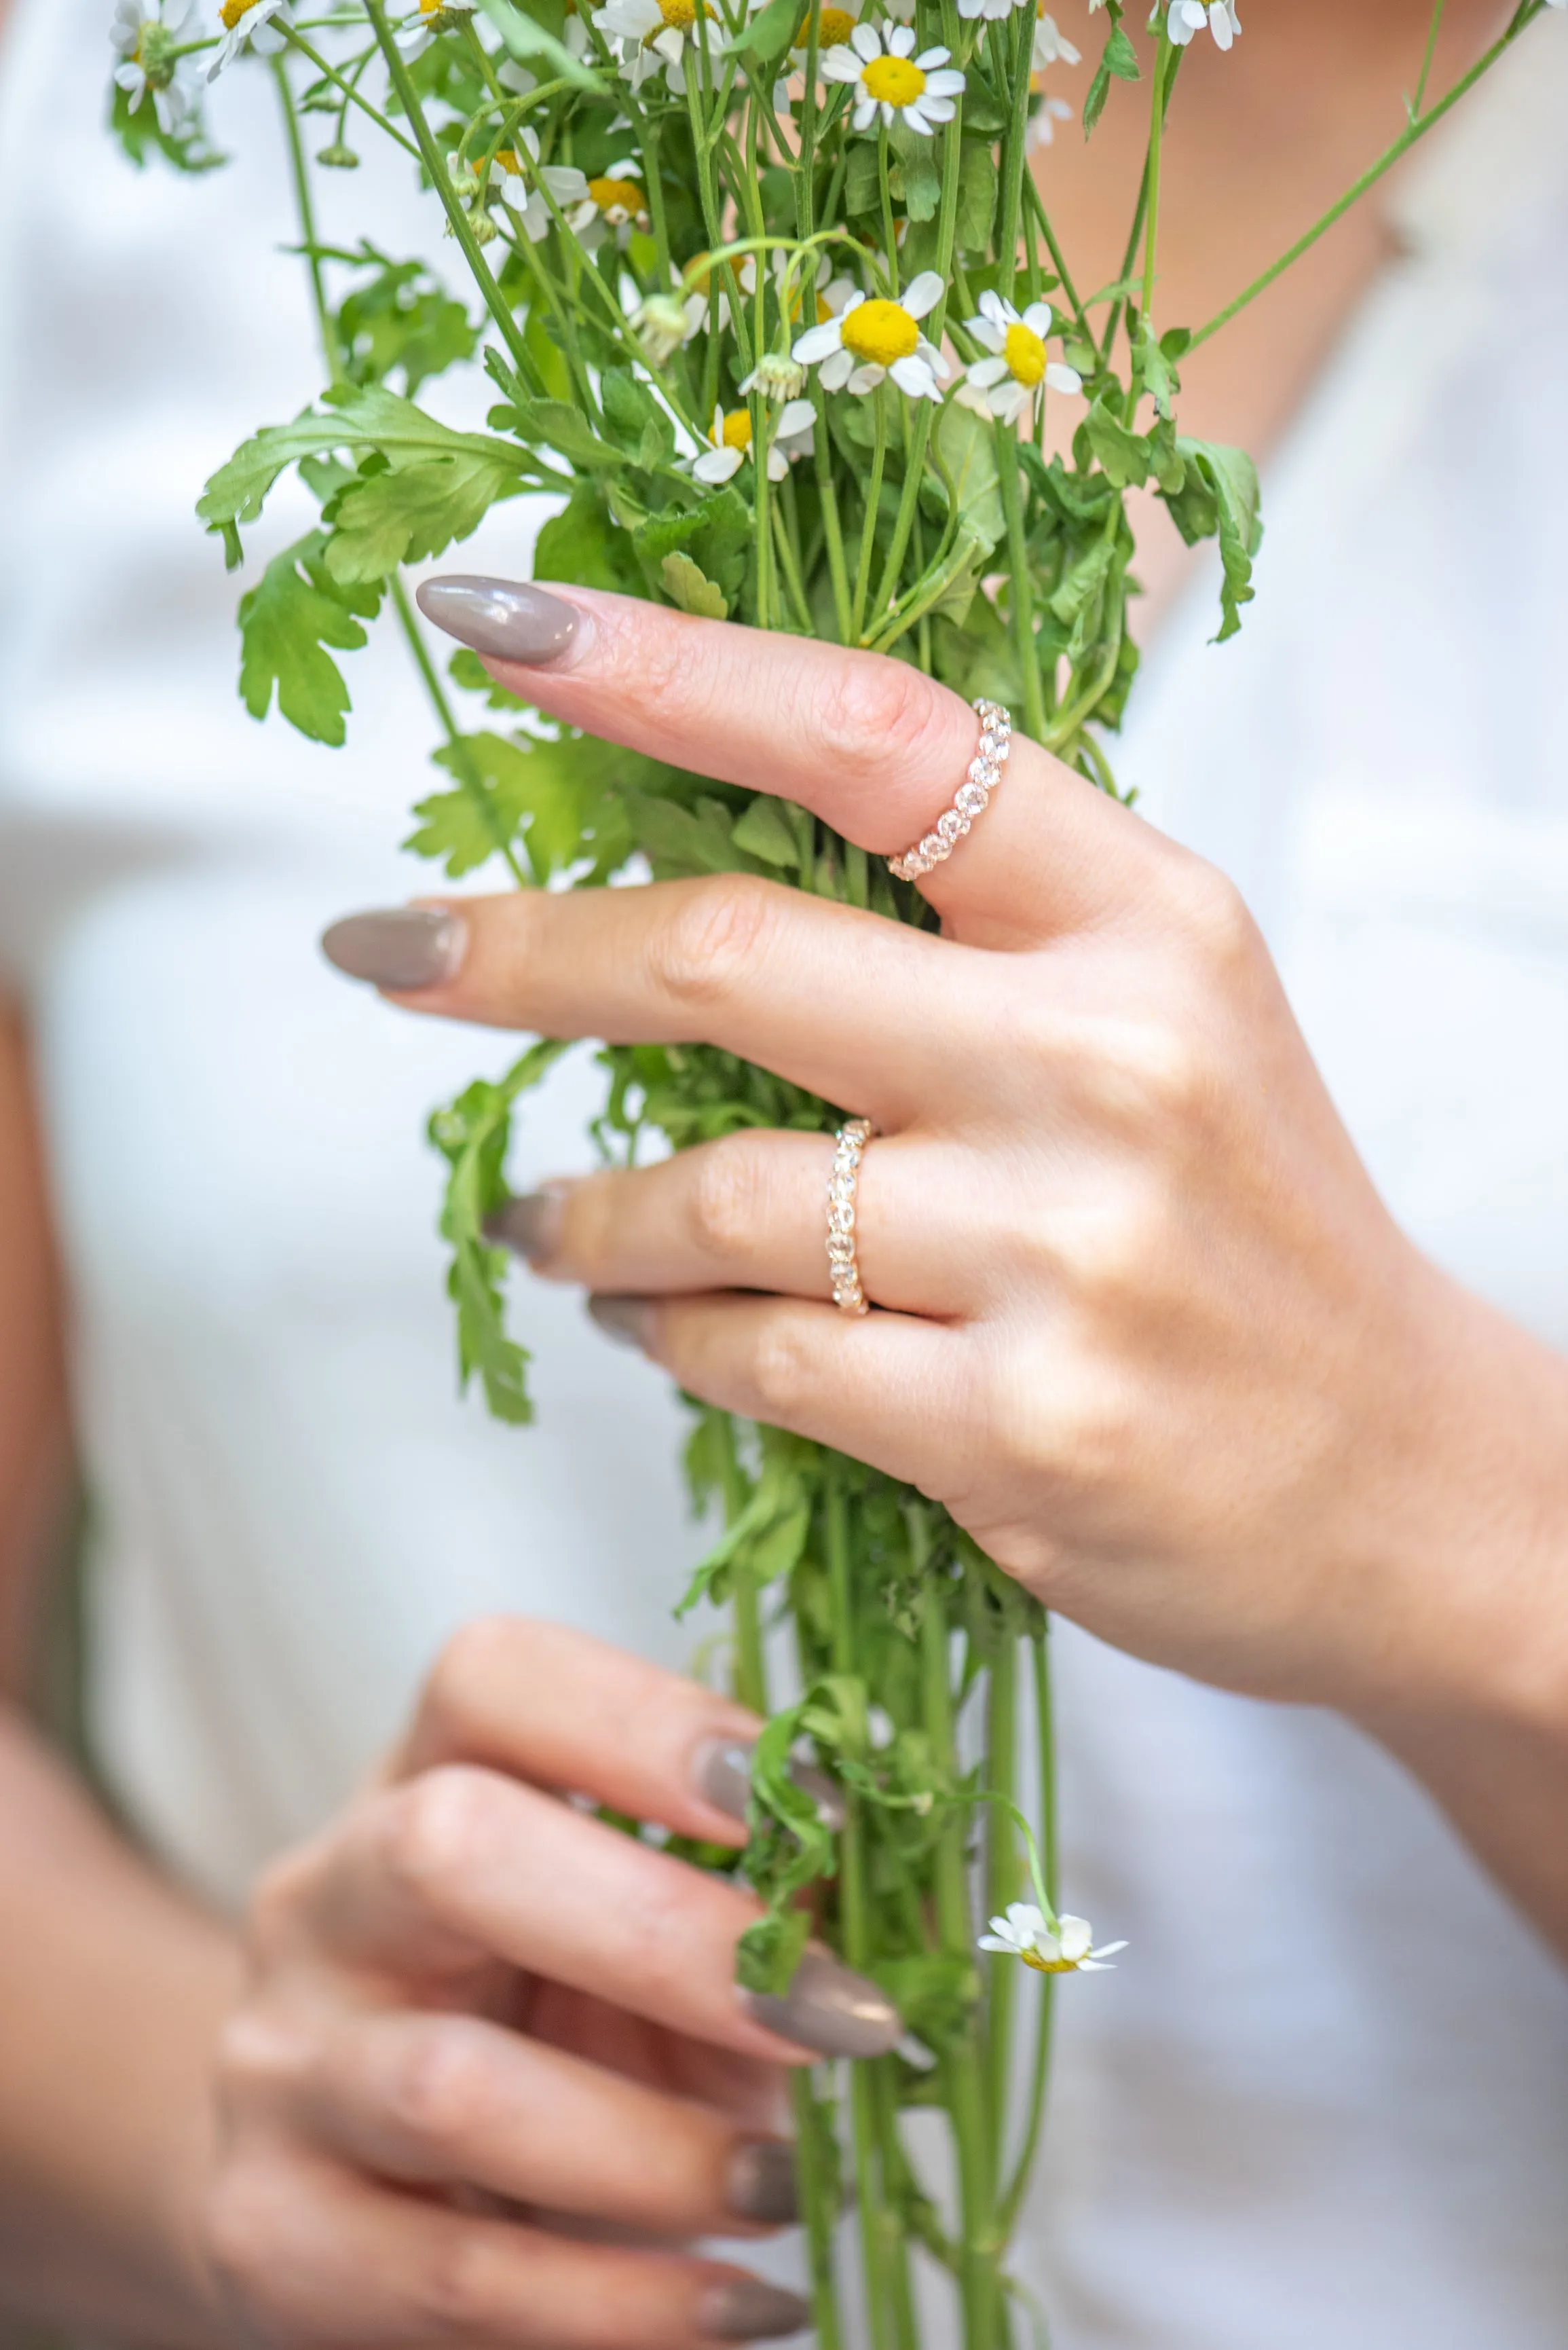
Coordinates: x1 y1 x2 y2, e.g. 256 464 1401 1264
996 433 1045 741
851 392 889 642
996 1630 1057 2235
1191 3 1539 348
1138 25 1172 332
1411 0 1446 117
279 25 422 157
1024 176 1090 347
812 380 855 642
272 54 342 380
363 0 538 386
984 1637 1020 2182
391 579 530 888
996 6 1032 304
877 124 900 295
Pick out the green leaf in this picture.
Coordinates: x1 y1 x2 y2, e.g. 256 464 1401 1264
1165 438 1263 641
934 401 1005 555
730 0 798 59
325 448 525 584
474 0 603 87
198 385 530 545
1083 12 1138 136
889 120 940 224
409 726 638 883
660 549 729 619
1134 318 1180 420
332 243 477 397
736 1905 813 1996
730 794 803 868
235 531 380 745
1083 395 1150 489
954 141 998 253
844 140 882 218
534 484 644 595
428 1040 574 1424
601 367 677 470
633 486 752 602
506 396 624 473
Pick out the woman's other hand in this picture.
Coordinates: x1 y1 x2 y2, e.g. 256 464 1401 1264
322 583 1568 1760
202 1617 892 2350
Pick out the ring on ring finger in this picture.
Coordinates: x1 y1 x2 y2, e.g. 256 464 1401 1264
826 1119 875 1315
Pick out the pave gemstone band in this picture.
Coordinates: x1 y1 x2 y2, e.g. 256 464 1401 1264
826 1118 875 1317
888 698 1012 883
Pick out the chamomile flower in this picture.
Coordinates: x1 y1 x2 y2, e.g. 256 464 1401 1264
592 0 718 95
956 0 1022 26
821 21 965 136
207 0 291 79
565 160 650 249
631 284 703 363
963 289 1081 418
740 350 808 402
489 132 591 243
111 0 198 131
1026 94 1071 147
692 400 815 485
978 1903 1127 1975
1032 5 1079 67
1168 0 1239 50
394 0 475 60
772 249 855 333
793 271 948 400
787 3 856 69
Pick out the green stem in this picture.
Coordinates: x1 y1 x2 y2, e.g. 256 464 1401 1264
1138 26 1172 333
392 579 529 889
1191 2 1541 349
984 1636 1019 2184
279 26 422 158
851 392 888 642
1411 0 1446 117
996 1630 1057 2234
996 433 1045 741
271 54 342 380
996 7 1032 304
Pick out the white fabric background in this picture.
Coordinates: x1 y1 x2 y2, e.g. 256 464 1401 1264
1 4 1566 2341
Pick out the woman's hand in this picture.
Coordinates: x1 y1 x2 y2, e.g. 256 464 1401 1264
323 582 1568 1763
201 1616 894 2350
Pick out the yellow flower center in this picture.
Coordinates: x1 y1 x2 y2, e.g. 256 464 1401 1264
1003 320 1046 386
840 297 918 369
658 0 699 26
861 54 925 107
720 409 753 451
495 147 521 173
1022 1948 1080 1975
590 175 643 215
219 0 249 27
797 5 855 43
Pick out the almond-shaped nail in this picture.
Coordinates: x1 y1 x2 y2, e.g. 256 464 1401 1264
743 1949 901 2061
697 1738 846 1833
588 1293 654 1351
724 2139 800 2227
417 576 589 666
320 908 467 991
485 1186 568 1266
698 2279 811 2341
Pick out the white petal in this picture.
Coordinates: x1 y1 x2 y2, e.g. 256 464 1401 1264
1022 301 1053 336
792 319 843 363
846 361 885 393
820 44 863 77
766 447 788 481
852 95 877 128
888 22 916 52
879 98 895 127
850 18 882 57
956 0 983 16
1208 0 1232 45
1058 1917 1094 1960
776 397 816 435
693 445 745 482
821 346 857 388
544 166 589 200
922 67 965 93
915 336 949 378
1094 1940 1129 1958
1045 361 1083 394
977 289 1007 328
977 1934 1016 1953
1005 1902 1045 1933
967 355 1009 388
900 105 936 132
914 44 951 67
902 270 943 320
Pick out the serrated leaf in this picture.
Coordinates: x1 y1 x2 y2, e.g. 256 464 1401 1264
633 486 752 601
508 396 624 472
235 530 378 744
660 549 728 618
730 795 803 868
1083 395 1150 489
535 484 643 596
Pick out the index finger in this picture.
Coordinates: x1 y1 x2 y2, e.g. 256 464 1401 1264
415 579 1164 949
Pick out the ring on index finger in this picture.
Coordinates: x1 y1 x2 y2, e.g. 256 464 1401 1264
827 1119 875 1315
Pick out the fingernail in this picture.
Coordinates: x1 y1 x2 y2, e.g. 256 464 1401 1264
698 2279 811 2341
320 908 467 991
742 1949 901 2061
724 2140 800 2227
416 576 589 667
696 1738 846 1833
485 1186 568 1266
587 1293 654 1352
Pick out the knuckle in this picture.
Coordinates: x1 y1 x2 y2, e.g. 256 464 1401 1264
1053 1177 1171 1310
380 1767 497 1909
214 2008 308 2112
648 877 777 1012
1083 1014 1216 1140
422 1614 519 1732
1166 857 1258 972
202 2164 291 2328
686 1137 770 1267
806 657 950 777
382 2022 488 2154
745 1316 819 1423
409 2226 500 2342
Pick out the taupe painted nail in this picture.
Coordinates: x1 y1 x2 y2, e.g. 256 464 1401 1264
416 576 589 666
587 1293 654 1351
743 1949 901 2060
697 1738 846 1833
320 908 467 991
724 2140 800 2228
698 2279 811 2341
485 1186 568 1266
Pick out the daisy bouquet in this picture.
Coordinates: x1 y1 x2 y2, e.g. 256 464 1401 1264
110 0 1556 2335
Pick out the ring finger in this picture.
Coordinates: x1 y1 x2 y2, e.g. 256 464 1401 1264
495 1131 975 1319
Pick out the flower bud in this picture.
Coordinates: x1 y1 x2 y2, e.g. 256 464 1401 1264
632 292 691 365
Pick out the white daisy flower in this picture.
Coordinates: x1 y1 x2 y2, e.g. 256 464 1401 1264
963 289 1081 419
978 1901 1127 1975
1026 93 1071 147
207 0 292 78
821 20 965 136
394 0 475 60
111 0 199 131
592 0 718 94
489 132 591 243
692 402 808 485
956 0 1023 24
565 158 650 249
1168 0 1239 50
1032 5 1079 67
792 270 948 400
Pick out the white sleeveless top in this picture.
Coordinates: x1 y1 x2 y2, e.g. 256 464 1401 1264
1 5 1566 2342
